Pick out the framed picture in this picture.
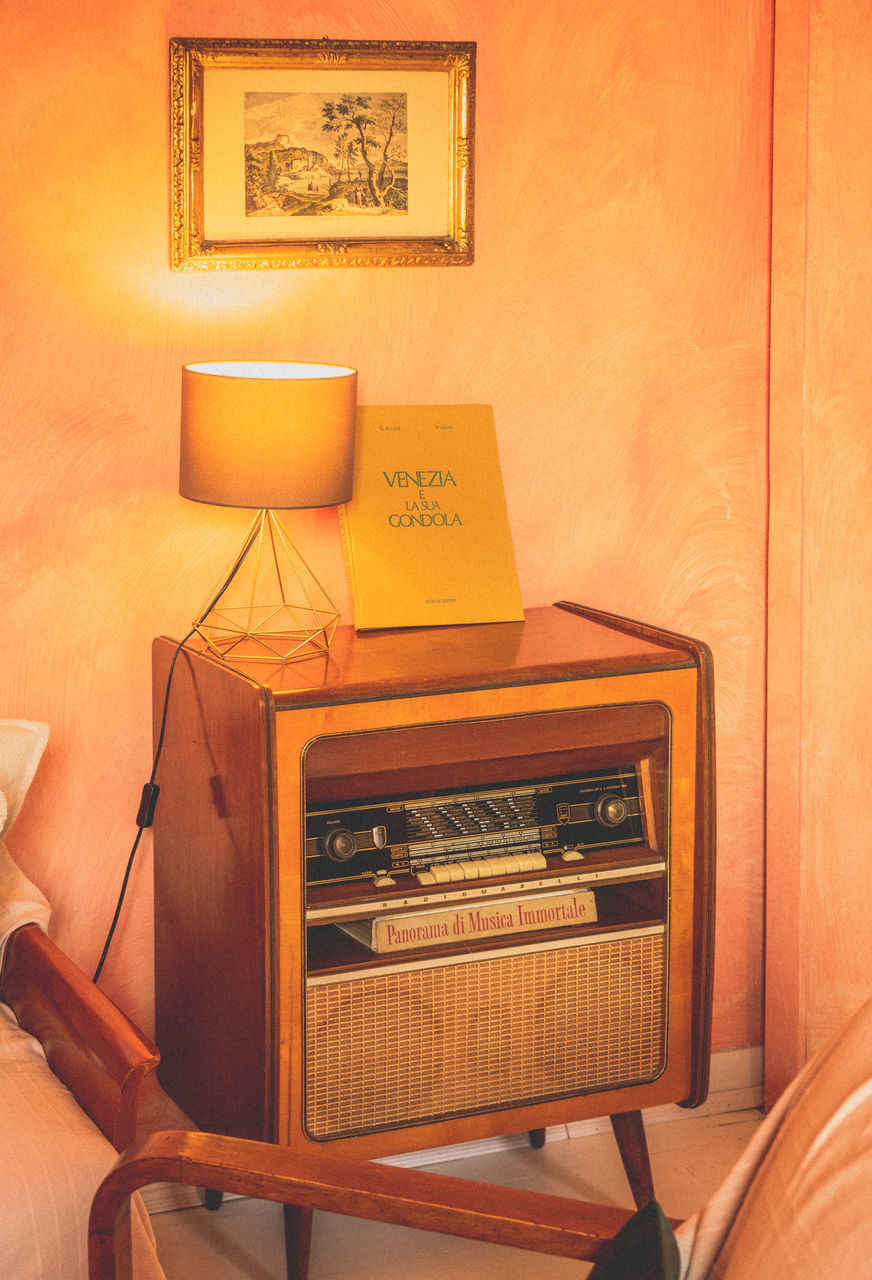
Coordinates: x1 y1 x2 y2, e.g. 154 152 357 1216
169 37 475 269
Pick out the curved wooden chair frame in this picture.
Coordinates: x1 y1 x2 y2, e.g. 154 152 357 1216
1 923 159 1151
88 1128 652 1280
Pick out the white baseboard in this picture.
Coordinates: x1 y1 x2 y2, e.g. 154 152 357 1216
142 1045 763 1210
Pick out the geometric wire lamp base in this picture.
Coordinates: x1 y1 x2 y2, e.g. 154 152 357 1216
192 509 341 663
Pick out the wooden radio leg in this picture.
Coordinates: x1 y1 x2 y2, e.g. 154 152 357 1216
283 1203 314 1280
609 1110 655 1210
530 1114 654 1209
206 1186 312 1280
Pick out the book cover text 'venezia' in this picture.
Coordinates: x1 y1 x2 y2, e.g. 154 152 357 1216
339 404 524 630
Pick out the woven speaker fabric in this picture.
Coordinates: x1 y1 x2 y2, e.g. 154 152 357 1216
305 931 665 1139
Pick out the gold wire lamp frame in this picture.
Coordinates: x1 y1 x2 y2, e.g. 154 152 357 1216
180 361 357 663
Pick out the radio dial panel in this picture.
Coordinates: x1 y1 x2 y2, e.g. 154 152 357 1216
306 765 646 891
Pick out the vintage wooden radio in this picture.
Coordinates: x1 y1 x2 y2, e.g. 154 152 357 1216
152 601 714 1230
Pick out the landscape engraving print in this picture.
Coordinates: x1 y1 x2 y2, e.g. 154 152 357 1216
244 91 409 217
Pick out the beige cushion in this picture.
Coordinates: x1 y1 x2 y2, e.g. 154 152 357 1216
0 1001 165 1280
0 1000 121 1278
677 993 872 1278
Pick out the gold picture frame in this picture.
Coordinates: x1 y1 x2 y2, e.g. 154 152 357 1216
169 37 475 269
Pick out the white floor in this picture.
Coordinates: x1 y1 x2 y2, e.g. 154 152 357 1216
149 1108 764 1279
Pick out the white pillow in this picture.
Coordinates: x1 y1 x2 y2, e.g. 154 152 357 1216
0 719 49 841
0 720 51 969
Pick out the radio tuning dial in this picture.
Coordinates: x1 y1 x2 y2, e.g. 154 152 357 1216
594 793 628 828
322 827 358 862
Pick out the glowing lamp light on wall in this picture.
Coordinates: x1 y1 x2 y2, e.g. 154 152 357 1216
179 361 357 663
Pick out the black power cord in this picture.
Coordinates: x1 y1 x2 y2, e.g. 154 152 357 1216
92 538 268 984
92 627 196 984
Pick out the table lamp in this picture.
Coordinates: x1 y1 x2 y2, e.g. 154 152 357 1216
180 360 357 663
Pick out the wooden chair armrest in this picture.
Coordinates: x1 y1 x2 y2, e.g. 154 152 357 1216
0 923 159 1149
89 1129 636 1280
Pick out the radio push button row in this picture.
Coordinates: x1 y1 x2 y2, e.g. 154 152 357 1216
472 858 502 878
414 849 547 886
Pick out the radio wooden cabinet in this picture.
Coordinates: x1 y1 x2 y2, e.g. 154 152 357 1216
152 601 714 1228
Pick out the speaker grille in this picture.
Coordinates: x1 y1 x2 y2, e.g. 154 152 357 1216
304 929 666 1140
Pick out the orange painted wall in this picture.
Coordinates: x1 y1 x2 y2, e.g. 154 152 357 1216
766 0 872 1102
2 0 771 1050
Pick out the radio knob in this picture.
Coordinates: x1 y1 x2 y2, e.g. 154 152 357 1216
322 827 358 862
594 794 628 828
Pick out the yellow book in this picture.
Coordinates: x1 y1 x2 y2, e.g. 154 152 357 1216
339 404 524 630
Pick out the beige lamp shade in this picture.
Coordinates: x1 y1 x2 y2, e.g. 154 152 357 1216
180 361 357 510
